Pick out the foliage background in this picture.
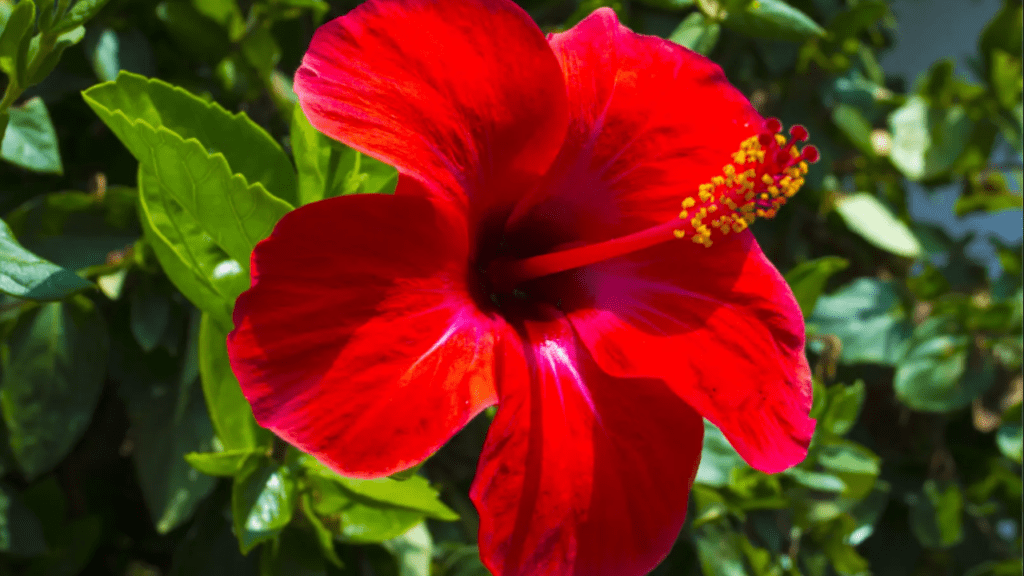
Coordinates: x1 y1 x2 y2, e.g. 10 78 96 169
0 0 1021 575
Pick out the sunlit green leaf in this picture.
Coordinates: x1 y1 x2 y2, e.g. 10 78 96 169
290 105 398 205
185 450 262 478
695 419 744 487
232 461 296 553
721 0 825 41
83 71 297 205
199 313 271 451
136 167 246 332
889 95 972 181
382 522 433 576
53 0 113 33
669 12 720 55
834 193 922 258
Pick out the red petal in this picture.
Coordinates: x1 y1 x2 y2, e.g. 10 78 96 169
506 8 764 251
294 0 569 221
563 233 814 473
228 193 505 477
472 315 704 576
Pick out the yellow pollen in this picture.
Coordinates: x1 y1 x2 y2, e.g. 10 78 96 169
672 124 817 247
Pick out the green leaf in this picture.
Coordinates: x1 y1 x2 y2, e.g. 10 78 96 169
83 71 297 205
137 167 246 332
233 461 297 554
199 313 271 451
25 25 85 86
382 522 433 576
820 380 865 436
893 334 985 413
85 112 291 268
0 298 107 480
434 543 490 576
695 419 744 487
0 219 93 300
0 0 34 79
130 278 171 352
4 187 139 271
668 12 720 55
167 493 258 576
996 403 1022 464
0 482 47 556
303 459 457 521
832 104 874 156
817 440 880 500
185 450 262 478
190 0 246 40
258 525 327 576
909 480 964 549
1 97 62 174
889 95 972 181
809 278 913 366
833 193 922 258
721 0 825 41
784 256 849 317
118 312 218 533
53 0 113 33
784 468 847 493
291 105 398 205
637 0 695 8
298 493 343 568
155 1 230 62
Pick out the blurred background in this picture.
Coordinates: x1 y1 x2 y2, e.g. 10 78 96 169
0 0 1021 575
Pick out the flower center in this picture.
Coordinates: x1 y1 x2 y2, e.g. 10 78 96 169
487 119 818 291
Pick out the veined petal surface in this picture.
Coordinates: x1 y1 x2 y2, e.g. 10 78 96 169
564 233 814 473
507 8 763 253
294 0 570 225
471 315 704 576
228 192 505 477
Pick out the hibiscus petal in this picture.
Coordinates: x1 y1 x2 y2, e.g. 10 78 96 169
472 315 704 576
294 0 569 219
506 7 764 251
228 192 506 477
563 233 814 473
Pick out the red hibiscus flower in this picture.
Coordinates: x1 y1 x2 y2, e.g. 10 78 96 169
227 1 818 574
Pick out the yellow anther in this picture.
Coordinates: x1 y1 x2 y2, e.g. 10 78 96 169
775 134 787 146
673 229 686 239
679 210 689 218
711 176 725 186
682 197 696 208
708 204 718 213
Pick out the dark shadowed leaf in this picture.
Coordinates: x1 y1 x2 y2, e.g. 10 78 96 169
809 278 913 365
0 298 107 479
0 482 47 556
0 219 93 301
